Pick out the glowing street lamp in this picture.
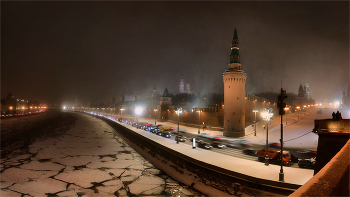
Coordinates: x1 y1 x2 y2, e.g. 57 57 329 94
154 109 158 125
253 109 258 136
176 108 182 141
135 107 143 126
261 108 273 166
296 106 300 120
284 107 289 125
196 110 202 134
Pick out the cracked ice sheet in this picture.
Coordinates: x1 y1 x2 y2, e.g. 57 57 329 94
20 160 64 171
2 154 32 164
0 189 23 197
87 159 141 169
128 175 165 195
54 168 113 188
66 184 110 197
1 168 58 183
95 180 124 194
9 178 67 196
51 155 98 166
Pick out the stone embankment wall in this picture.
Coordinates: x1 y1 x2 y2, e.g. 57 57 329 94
100 116 298 196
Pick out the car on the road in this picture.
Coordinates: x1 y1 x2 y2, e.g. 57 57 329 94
149 126 159 133
137 123 147 129
211 142 226 149
161 132 172 138
198 142 213 149
243 148 257 156
226 140 252 148
297 150 317 155
268 142 281 147
199 133 210 138
298 157 316 169
175 135 186 142
257 148 291 165
190 138 203 143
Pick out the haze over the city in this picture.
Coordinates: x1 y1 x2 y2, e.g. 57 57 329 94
1 1 348 105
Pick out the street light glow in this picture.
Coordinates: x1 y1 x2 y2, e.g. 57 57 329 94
135 107 143 115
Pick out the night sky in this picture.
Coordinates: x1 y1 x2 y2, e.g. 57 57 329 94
2 1 349 105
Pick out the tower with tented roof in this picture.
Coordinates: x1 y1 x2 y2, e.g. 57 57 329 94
223 27 247 137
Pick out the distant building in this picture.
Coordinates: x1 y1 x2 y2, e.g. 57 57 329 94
304 81 312 99
1 92 29 115
160 87 172 106
295 81 314 107
185 83 191 94
341 83 350 107
179 74 185 93
179 74 191 94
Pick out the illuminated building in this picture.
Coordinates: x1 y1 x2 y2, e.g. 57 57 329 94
223 28 247 137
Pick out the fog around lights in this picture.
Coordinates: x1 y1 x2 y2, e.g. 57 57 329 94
135 107 143 115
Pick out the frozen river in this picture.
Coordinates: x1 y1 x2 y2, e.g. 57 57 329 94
1 111 202 196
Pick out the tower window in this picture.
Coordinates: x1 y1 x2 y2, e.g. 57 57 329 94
237 97 239 99
229 86 230 88
233 112 235 115
228 120 229 123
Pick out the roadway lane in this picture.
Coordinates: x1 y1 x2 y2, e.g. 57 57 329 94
104 116 314 186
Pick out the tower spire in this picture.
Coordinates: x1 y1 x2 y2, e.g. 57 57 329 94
233 27 238 39
230 27 240 64
229 27 241 68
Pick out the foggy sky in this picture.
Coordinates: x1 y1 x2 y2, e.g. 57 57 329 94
2 1 349 105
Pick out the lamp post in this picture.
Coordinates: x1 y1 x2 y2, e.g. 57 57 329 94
261 108 273 166
284 107 289 125
176 108 182 133
120 108 125 116
154 109 158 125
196 110 202 134
253 109 258 136
135 107 142 127
296 106 300 120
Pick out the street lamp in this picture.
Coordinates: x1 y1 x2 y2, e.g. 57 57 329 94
196 109 202 134
154 109 158 125
175 108 182 133
253 109 258 136
120 108 125 116
261 108 273 166
296 106 300 120
284 107 289 125
135 107 143 126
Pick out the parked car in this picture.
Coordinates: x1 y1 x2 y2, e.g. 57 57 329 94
175 135 186 142
243 148 257 156
161 132 172 138
198 142 213 149
137 123 146 129
149 126 159 133
211 142 226 149
298 157 316 169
